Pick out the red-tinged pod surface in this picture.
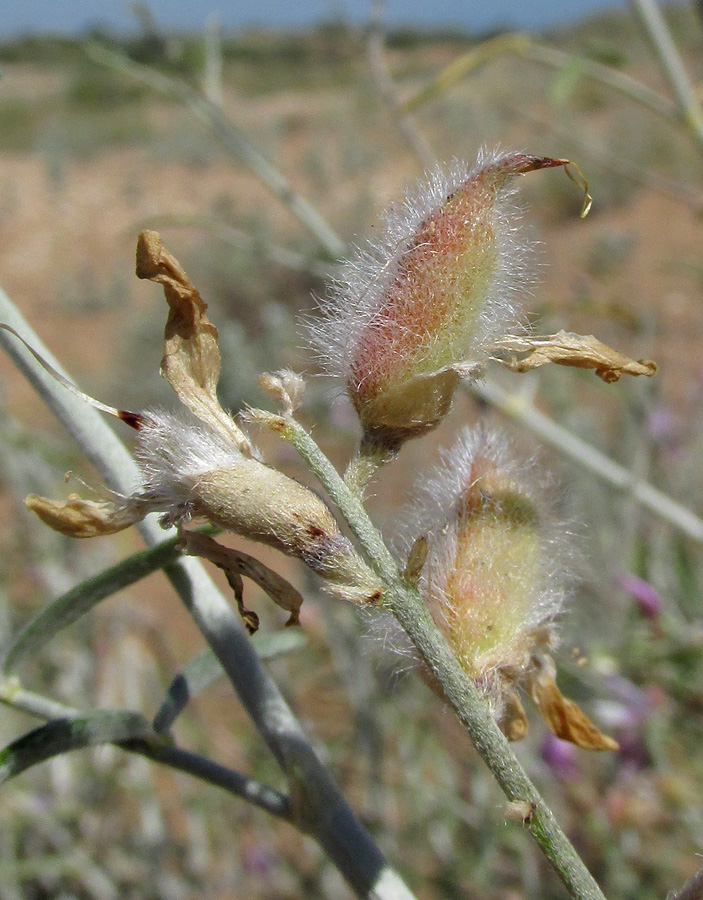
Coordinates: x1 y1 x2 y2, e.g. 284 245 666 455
311 151 573 447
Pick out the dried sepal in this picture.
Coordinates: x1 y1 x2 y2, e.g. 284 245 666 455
25 494 143 538
498 689 530 742
258 369 306 417
355 367 464 448
135 230 252 454
403 534 428 582
528 656 619 751
181 530 303 632
493 331 657 383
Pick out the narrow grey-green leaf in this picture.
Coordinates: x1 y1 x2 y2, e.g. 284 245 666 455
0 710 156 785
2 537 183 675
153 629 307 732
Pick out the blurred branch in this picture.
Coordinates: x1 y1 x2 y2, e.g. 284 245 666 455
128 213 331 277
521 40 679 120
669 866 703 900
202 12 223 106
2 535 185 675
402 33 533 113
152 630 306 733
366 0 436 169
0 686 292 821
0 290 416 900
469 379 703 543
401 31 702 146
628 0 703 148
85 43 346 260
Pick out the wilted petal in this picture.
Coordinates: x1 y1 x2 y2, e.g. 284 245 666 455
529 657 619 751
25 494 143 538
354 367 463 447
494 331 657 382
498 690 530 742
181 530 303 630
181 531 300 631
135 230 251 453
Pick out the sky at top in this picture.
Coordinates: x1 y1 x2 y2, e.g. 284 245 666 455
2 0 629 38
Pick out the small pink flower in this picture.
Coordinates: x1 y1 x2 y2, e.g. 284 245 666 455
540 734 580 781
616 572 662 619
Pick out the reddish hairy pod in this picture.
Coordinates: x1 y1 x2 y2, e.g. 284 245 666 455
311 151 578 447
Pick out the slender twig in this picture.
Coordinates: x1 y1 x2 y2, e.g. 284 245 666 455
366 0 436 170
469 379 703 543
402 32 677 127
401 33 533 114
0 682 82 721
261 411 608 900
0 685 292 821
85 43 346 260
628 0 703 149
127 213 331 278
202 13 223 107
0 291 416 900
127 741 292 821
520 40 678 121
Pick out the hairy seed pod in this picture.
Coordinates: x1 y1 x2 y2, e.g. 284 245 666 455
405 427 618 750
415 427 565 695
310 150 571 448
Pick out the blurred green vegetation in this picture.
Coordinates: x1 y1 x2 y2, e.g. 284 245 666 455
1 3 703 899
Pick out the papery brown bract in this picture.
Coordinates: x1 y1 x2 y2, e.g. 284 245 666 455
25 233 384 609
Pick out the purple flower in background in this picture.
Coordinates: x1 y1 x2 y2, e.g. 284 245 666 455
646 406 679 444
616 572 662 620
540 733 580 781
243 842 275 879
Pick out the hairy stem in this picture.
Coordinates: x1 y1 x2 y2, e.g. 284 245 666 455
277 414 608 900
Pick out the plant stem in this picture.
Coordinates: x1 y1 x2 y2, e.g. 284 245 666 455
0 686 292 821
628 0 703 150
0 291 417 900
343 433 398 497
85 43 346 259
277 414 609 900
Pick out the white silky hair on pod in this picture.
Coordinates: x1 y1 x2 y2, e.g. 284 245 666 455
131 408 250 519
399 425 573 682
306 148 538 383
